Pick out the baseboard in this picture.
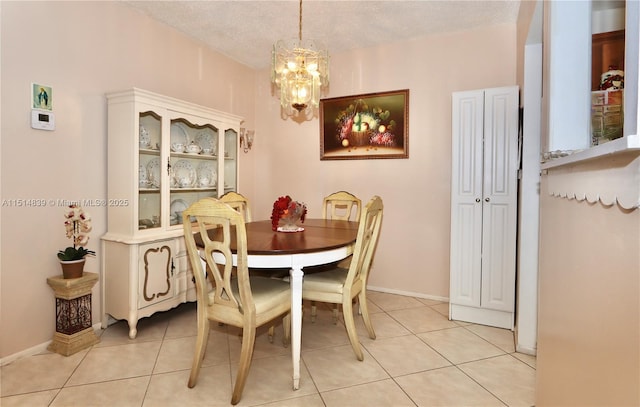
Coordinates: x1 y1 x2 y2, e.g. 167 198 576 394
516 344 537 356
367 285 449 303
514 324 538 356
0 323 103 366
0 341 51 367
450 303 515 330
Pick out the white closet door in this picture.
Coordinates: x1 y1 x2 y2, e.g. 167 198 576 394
450 90 484 307
450 86 519 330
481 87 519 313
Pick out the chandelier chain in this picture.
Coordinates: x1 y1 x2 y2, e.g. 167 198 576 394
298 0 303 42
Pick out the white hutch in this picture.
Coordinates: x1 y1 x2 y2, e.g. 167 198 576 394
101 88 243 338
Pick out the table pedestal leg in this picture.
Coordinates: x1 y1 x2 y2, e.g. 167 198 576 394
289 265 303 390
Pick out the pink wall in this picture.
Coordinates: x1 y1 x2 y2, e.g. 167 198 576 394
252 25 517 300
537 174 640 405
0 1 256 358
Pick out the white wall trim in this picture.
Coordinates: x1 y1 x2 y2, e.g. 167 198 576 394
0 341 51 367
516 343 537 356
516 40 542 357
0 323 102 366
368 286 449 303
545 146 640 210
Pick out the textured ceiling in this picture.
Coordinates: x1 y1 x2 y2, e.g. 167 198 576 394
125 0 523 70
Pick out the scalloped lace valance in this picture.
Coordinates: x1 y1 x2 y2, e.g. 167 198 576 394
545 151 640 209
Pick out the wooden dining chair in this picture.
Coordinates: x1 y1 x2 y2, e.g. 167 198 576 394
302 195 383 360
219 191 284 341
182 198 291 405
322 190 362 221
219 191 252 222
309 191 363 322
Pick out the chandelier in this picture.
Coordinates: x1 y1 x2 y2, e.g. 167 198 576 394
271 0 329 116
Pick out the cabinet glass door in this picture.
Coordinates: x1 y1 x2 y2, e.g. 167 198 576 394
139 111 162 230
223 128 238 194
169 118 219 227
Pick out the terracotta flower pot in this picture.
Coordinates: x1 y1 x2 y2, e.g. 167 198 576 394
60 259 85 279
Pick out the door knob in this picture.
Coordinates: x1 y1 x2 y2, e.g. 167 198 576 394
485 198 490 202
475 198 481 203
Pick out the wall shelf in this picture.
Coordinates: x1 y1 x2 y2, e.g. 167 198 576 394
542 134 640 209
541 134 640 169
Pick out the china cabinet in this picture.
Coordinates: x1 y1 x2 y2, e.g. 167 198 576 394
449 86 519 330
101 88 243 338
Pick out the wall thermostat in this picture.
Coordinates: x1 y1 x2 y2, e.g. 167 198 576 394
31 109 55 131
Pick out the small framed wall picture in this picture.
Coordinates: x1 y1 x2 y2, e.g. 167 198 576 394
32 83 53 111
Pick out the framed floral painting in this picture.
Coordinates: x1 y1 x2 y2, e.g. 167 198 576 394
320 89 409 160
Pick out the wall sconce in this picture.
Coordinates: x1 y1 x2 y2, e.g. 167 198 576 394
239 128 254 153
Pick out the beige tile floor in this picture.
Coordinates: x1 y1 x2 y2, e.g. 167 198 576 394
1 292 536 406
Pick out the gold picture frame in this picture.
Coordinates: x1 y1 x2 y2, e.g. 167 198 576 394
320 89 409 160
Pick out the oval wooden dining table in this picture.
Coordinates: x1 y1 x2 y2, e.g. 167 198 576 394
205 218 359 390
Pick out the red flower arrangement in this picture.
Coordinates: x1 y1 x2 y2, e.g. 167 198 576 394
271 195 307 231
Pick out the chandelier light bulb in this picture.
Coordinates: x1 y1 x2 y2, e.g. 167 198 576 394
296 86 308 99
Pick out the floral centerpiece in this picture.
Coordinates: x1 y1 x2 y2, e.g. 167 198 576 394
271 196 307 232
58 204 95 278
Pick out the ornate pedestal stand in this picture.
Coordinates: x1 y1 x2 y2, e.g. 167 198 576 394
46 272 100 356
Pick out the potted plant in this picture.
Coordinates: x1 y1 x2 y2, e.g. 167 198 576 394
58 204 95 279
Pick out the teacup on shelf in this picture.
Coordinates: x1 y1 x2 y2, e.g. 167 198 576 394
171 143 185 152
201 148 213 155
